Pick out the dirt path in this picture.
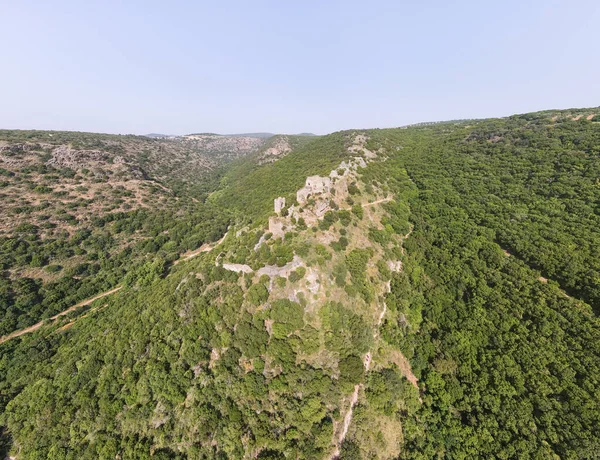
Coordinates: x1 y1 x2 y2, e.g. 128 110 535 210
331 252 394 458
340 196 392 213
174 231 228 265
332 386 360 458
0 286 122 344
362 196 392 207
51 286 122 320
400 225 414 255
55 302 109 334
332 195 416 457
331 298 388 458
2 229 230 344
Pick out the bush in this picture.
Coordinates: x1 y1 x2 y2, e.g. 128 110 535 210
288 267 306 283
351 204 363 219
270 299 304 338
247 283 269 306
45 264 62 273
275 276 287 288
330 236 348 252
333 263 347 286
339 355 364 389
318 211 339 231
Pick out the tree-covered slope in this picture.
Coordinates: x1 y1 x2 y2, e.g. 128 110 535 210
0 130 321 337
363 113 600 457
0 108 599 459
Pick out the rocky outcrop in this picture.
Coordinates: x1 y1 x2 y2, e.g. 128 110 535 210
387 260 403 272
182 134 265 154
220 263 253 274
259 136 292 164
47 146 110 168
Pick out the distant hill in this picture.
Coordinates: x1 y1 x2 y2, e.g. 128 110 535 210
227 132 317 138
188 132 318 138
144 133 177 139
226 132 275 138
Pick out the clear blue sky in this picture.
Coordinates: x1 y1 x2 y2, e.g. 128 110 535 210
1 0 599 135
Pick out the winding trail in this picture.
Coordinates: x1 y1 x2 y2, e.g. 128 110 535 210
332 203 416 458
0 286 122 344
331 282 389 458
174 231 229 265
1 230 230 345
362 196 393 207
333 386 360 458
1 228 230 345
340 196 392 212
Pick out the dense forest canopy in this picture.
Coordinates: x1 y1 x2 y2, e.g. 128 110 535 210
0 108 599 459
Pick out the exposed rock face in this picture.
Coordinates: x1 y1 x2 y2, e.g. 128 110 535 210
348 133 378 159
354 157 368 168
297 176 332 204
254 233 267 251
259 136 292 164
182 134 264 154
220 263 253 274
0 143 35 154
387 260 403 272
304 267 320 294
48 146 110 168
274 197 286 215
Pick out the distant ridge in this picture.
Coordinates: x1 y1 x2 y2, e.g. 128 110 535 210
144 133 177 139
178 132 318 139
227 132 317 138
226 132 275 138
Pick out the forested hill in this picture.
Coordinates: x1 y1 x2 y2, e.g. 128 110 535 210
0 129 311 338
0 108 599 459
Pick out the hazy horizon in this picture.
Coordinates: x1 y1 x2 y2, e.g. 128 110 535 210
1 103 598 137
2 1 599 135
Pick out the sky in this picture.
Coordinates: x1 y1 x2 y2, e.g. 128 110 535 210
1 0 599 135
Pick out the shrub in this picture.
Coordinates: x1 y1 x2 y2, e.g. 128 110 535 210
330 236 348 252
45 264 62 273
339 355 364 389
270 299 304 338
288 266 306 283
275 276 287 288
351 204 363 219
247 283 269 306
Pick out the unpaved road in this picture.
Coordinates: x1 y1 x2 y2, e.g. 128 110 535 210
340 196 392 213
332 385 360 458
174 232 228 265
331 280 390 458
0 286 122 344
331 202 414 457
1 230 229 344
362 196 392 207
